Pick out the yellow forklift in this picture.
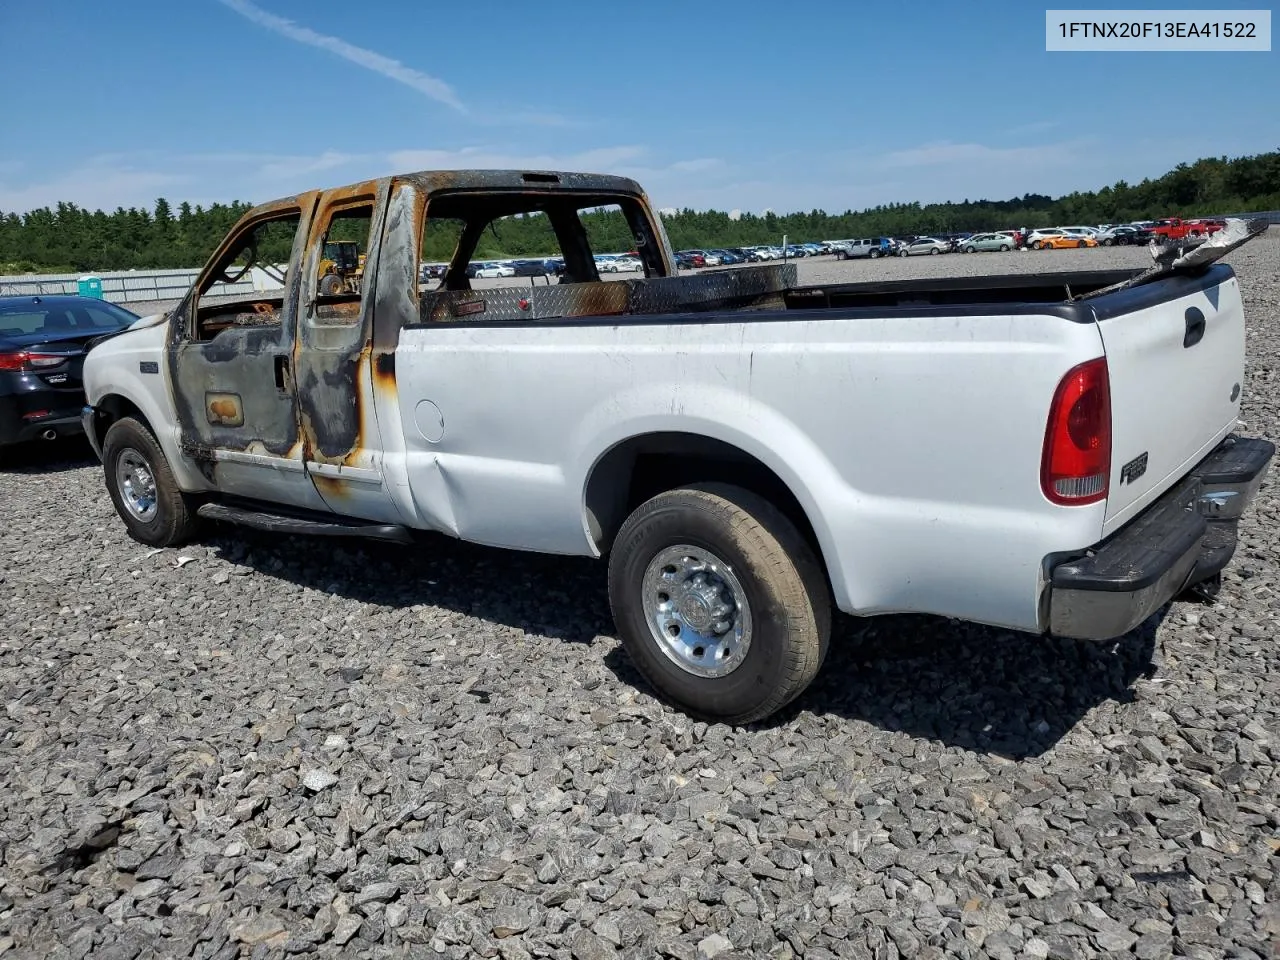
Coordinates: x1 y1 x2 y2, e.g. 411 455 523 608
318 240 365 296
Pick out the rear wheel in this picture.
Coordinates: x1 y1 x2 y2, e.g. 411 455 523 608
1102 238 1113 246
999 244 1011 252
929 248 940 255
607 483 830 725
102 417 201 547
869 250 880 259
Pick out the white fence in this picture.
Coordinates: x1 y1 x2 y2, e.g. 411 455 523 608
0 267 286 305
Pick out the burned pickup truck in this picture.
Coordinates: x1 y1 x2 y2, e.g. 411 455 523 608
81 168 1273 724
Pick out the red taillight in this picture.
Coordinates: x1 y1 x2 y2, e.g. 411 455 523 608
0 351 64 371
1041 357 1111 506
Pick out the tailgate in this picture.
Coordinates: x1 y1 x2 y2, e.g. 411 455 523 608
1097 265 1244 534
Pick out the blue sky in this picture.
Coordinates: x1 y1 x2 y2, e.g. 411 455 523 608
1 1 1276 216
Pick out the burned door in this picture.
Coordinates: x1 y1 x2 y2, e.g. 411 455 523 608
167 198 332 511
293 182 405 524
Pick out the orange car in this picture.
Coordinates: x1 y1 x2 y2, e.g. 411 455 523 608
1038 232 1099 250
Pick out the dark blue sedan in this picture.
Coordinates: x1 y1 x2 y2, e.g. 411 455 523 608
0 295 140 450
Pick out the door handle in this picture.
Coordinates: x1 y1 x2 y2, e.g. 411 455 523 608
1184 306 1206 348
274 354 291 391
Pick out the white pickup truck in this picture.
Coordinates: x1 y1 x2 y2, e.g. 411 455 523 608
81 169 1274 725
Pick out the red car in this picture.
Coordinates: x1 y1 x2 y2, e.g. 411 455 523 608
1148 217 1224 241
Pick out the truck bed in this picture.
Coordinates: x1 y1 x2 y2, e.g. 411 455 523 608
413 262 1213 327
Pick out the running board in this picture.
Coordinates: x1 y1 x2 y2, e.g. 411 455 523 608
196 501 414 544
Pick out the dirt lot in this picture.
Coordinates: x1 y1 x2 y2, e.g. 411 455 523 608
1 236 1277 960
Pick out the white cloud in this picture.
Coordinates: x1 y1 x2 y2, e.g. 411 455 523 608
215 0 465 112
0 161 192 213
883 139 1088 168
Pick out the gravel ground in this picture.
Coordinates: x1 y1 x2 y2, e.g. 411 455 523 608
2 237 1277 960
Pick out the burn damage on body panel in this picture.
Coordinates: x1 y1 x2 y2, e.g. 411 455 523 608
290 178 391 489
163 168 784 496
166 190 321 469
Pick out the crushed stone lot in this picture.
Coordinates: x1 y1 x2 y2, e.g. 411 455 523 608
2 238 1278 960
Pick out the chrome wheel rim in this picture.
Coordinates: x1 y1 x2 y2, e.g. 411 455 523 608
116 449 158 522
641 544 752 678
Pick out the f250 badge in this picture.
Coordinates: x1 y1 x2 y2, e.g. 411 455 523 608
1120 452 1149 486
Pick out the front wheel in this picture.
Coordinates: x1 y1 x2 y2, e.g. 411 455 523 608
869 250 880 259
102 417 201 547
607 483 831 725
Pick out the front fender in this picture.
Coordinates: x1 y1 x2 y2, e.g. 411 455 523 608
83 323 211 493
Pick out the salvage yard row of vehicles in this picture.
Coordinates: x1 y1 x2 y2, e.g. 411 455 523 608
416 217 1231 281
674 218 1232 265
6 164 1257 728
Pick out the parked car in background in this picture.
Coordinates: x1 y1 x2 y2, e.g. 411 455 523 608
835 238 890 259
1187 218 1226 236
1 295 140 451
898 237 950 256
961 233 1015 253
1025 229 1067 250
675 251 706 268
1147 218 1202 242
1038 233 1099 250
1097 226 1144 246
602 255 644 273
510 259 551 277
473 261 517 278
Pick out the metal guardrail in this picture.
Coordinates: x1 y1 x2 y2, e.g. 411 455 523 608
1217 210 1280 224
0 267 284 305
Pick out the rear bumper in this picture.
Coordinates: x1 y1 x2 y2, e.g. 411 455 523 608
1046 434 1274 639
0 394 86 447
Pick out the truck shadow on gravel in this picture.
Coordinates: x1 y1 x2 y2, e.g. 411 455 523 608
209 528 1164 761
0 437 99 474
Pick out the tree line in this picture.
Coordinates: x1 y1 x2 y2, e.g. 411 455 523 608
2 149 1277 274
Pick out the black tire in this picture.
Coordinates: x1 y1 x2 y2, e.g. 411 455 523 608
1031 241 1043 250
102 417 201 547
1102 238 1113 246
607 482 831 725
869 250 880 259
1000 244 1011 252
1077 240 1086 248
836 251 847 260
929 247 940 255
319 273 344 296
